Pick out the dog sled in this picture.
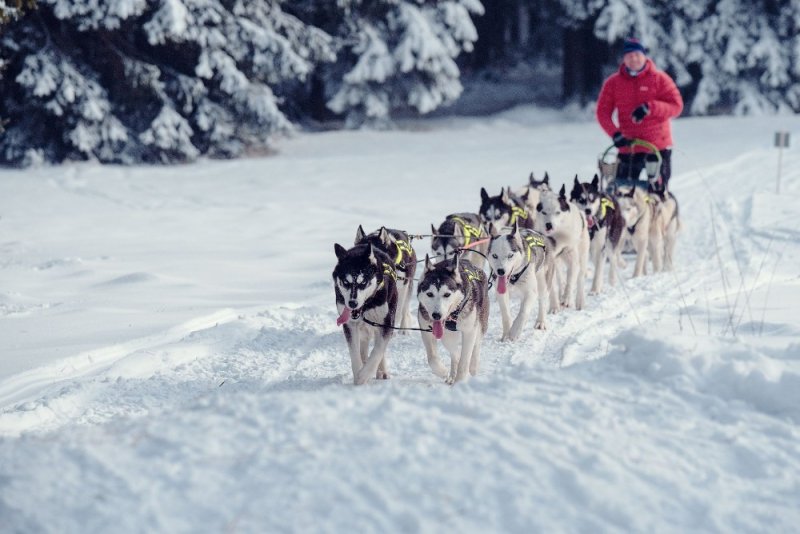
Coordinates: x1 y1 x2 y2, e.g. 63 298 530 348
598 138 663 193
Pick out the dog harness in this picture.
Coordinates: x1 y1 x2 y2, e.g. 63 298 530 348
509 206 529 226
445 265 482 332
509 233 547 285
393 239 414 265
450 216 485 247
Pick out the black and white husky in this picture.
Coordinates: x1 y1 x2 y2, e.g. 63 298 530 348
535 185 590 310
333 243 398 385
430 212 489 268
355 225 417 331
488 223 556 339
570 175 626 294
417 254 489 384
479 187 534 236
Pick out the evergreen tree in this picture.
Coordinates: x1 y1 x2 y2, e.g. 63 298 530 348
323 0 483 127
0 0 336 165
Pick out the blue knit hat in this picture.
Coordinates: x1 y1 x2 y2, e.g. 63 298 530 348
622 37 648 55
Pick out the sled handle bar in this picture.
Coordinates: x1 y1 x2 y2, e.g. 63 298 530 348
601 138 662 163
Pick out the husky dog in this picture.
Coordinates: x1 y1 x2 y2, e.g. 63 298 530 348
535 185 590 310
333 243 398 385
646 187 680 272
417 254 489 384
355 225 417 331
514 172 552 214
614 185 654 277
569 175 626 294
430 212 489 268
479 187 534 236
488 222 556 339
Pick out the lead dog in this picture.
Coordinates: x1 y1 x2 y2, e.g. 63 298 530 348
431 212 489 268
570 175 626 293
417 254 489 384
355 225 417 331
536 185 590 310
488 222 556 339
333 243 398 385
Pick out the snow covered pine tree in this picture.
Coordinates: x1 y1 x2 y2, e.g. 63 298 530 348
0 0 335 165
322 0 483 127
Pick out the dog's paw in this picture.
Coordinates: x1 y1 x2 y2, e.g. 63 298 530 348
376 370 390 380
507 325 522 341
430 363 449 379
445 374 456 385
534 320 547 330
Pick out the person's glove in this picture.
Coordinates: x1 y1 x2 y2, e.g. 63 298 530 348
612 131 630 148
631 103 650 124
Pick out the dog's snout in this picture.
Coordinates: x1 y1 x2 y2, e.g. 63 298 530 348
545 222 553 231
585 209 591 215
431 312 442 321
497 268 505 276
348 299 358 309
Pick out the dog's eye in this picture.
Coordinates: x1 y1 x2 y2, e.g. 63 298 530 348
426 292 434 297
443 292 451 298
507 253 513 259
492 254 498 259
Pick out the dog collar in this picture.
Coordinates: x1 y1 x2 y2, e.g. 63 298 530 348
600 197 615 219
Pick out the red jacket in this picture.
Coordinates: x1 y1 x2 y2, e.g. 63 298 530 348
596 59 683 153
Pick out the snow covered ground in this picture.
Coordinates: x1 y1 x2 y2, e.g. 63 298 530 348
1 108 799 532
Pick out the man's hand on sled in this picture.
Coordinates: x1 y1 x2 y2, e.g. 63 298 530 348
612 131 630 148
631 103 650 124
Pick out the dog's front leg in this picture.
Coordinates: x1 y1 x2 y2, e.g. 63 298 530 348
420 328 448 379
590 242 605 295
633 238 648 277
469 332 483 376
575 238 589 310
508 291 533 341
534 270 548 329
343 324 363 383
355 333 390 385
497 290 512 340
449 329 478 384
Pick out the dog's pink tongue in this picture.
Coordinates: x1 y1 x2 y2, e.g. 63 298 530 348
587 215 596 227
432 320 444 339
336 307 351 326
497 275 508 294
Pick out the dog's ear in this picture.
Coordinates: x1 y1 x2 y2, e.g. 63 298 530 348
424 253 435 273
513 220 522 243
355 225 366 245
334 243 348 260
520 187 530 202
378 226 394 245
543 172 550 186
452 252 463 284
570 176 580 199
431 223 438 236
368 244 377 265
591 174 600 189
452 222 463 238
480 187 489 203
559 184 566 199
528 172 535 186
501 187 511 205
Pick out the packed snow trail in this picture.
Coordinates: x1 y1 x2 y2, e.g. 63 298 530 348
1 112 799 532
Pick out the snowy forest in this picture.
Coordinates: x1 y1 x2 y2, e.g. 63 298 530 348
0 0 798 167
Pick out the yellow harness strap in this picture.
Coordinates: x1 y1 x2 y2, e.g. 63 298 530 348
451 217 485 247
382 264 397 286
510 206 529 226
394 239 414 265
600 197 615 219
461 265 482 283
524 234 545 262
